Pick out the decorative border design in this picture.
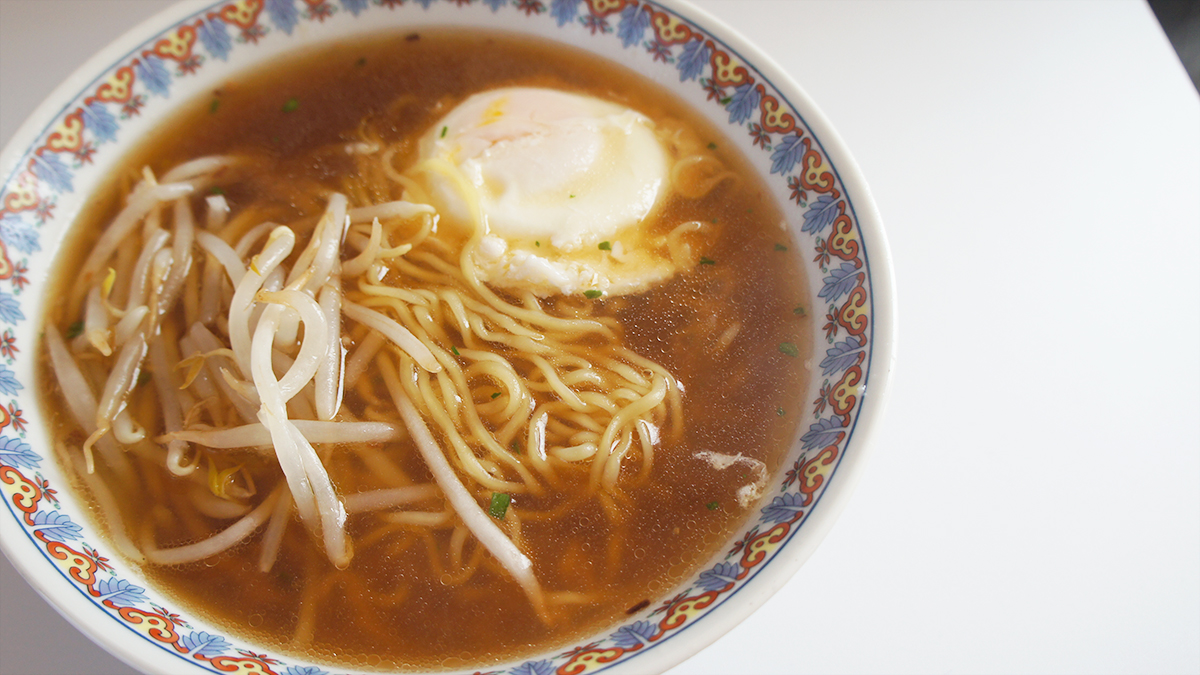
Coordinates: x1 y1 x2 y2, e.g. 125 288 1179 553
0 1 876 674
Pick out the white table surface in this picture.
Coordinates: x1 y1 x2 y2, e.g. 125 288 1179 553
1 1 1198 674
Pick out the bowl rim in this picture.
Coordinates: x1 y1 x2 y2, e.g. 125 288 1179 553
0 1 895 673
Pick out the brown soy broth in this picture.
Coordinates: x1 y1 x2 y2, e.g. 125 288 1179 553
40 30 811 670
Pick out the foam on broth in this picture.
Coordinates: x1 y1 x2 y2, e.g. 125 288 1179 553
38 30 812 670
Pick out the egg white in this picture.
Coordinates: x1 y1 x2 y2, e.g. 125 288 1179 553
415 86 685 297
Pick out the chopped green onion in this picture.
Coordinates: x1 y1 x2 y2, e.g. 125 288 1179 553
707 141 718 150
535 241 540 247
510 440 520 452
491 392 501 399
451 346 460 356
569 194 576 198
440 125 448 138
137 371 151 387
282 98 299 113
699 257 715 265
793 305 806 317
209 186 225 195
209 98 220 114
66 321 84 339
488 493 511 520
584 289 603 299
706 501 720 510
774 243 788 251
776 407 785 416
778 342 800 357
598 241 611 251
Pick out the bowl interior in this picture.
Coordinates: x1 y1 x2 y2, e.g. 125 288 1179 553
0 1 891 673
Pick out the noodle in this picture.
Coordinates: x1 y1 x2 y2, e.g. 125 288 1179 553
39 31 811 670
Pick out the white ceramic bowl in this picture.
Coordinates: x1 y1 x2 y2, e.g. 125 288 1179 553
0 1 894 673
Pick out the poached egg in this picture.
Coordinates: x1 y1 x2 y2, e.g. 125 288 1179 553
416 87 681 297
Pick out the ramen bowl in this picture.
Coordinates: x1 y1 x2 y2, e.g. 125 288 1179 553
0 1 893 673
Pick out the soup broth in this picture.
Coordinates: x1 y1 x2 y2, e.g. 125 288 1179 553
39 30 812 670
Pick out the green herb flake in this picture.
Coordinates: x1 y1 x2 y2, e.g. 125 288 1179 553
510 440 521 452
209 186 225 195
774 243 788 252
719 97 732 105
535 241 541 247
778 342 800 358
209 98 220 114
707 141 718 150
282 98 299 113
491 392 502 399
777 407 785 416
584 289 603 299
706 501 720 511
440 125 448 138
66 321 84 339
793 305 807 317
137 371 152 387
598 241 612 251
711 218 718 224
699 257 716 265
488 493 511 520
451 346 461 356
569 194 576 198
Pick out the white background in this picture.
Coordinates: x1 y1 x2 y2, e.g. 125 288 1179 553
1 1 1198 674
